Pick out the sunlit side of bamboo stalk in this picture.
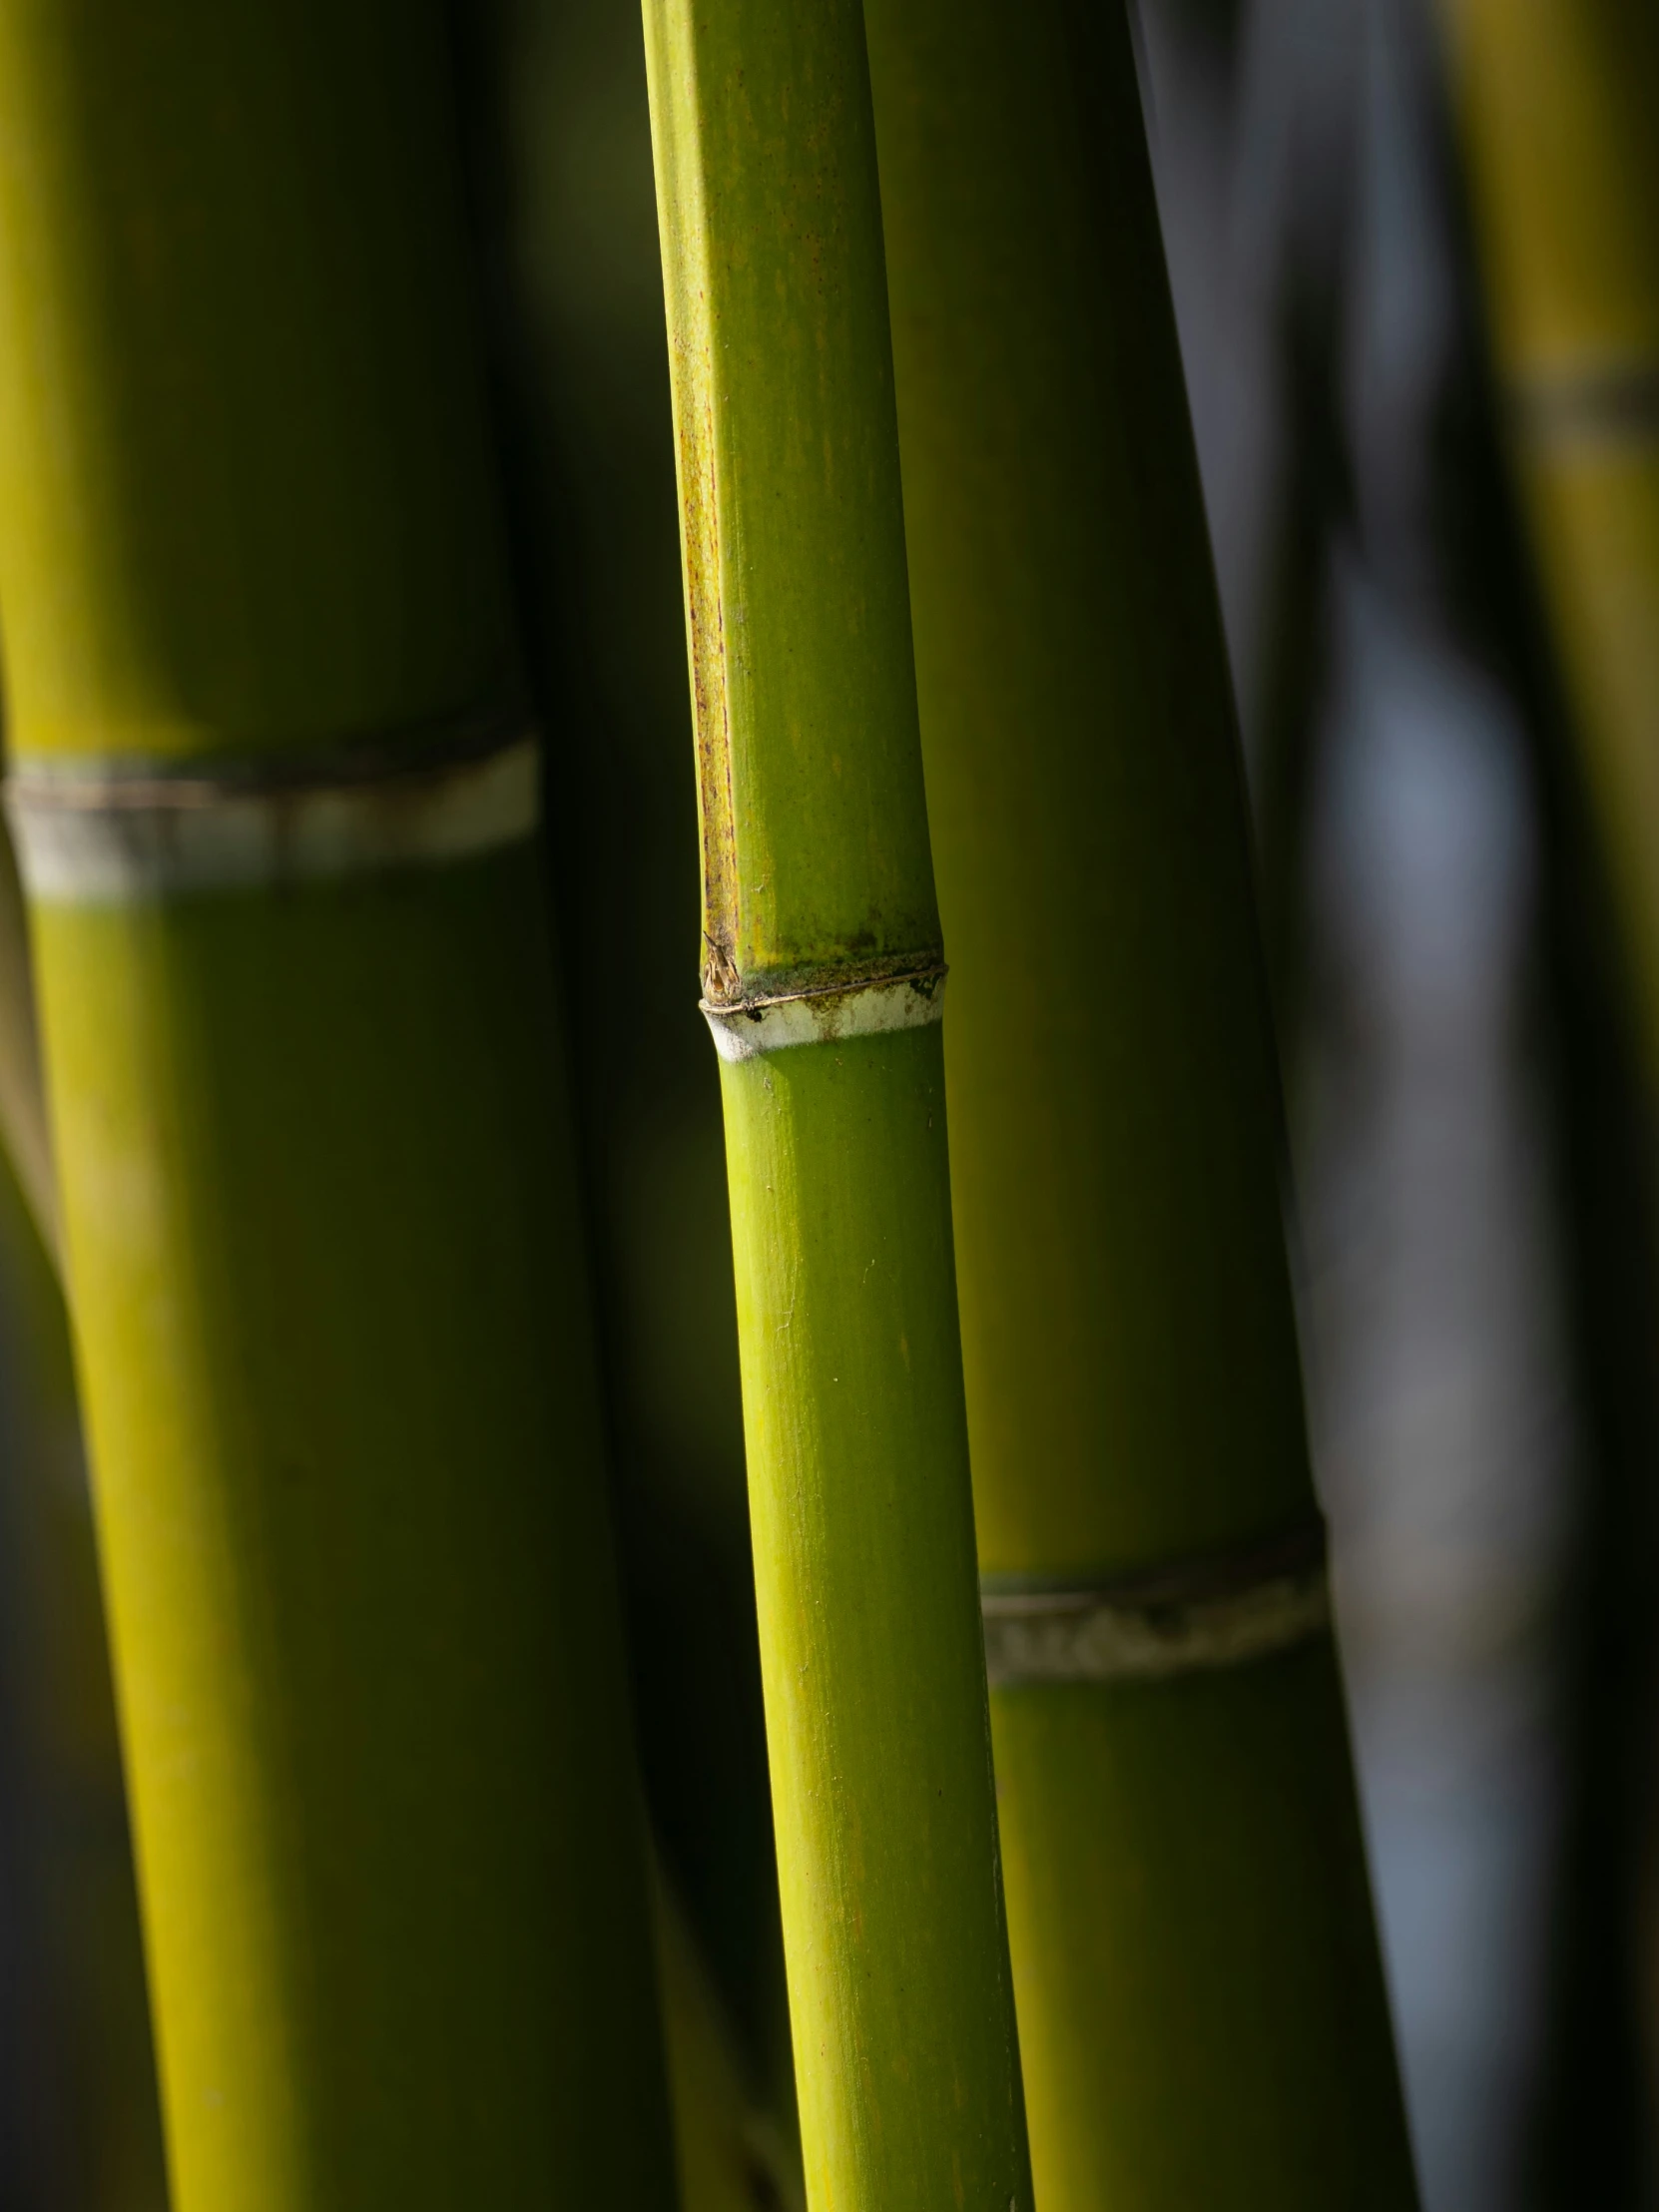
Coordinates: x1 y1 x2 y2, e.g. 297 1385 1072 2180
641 2 1034 2205
0 4 674 2206
861 0 1418 2203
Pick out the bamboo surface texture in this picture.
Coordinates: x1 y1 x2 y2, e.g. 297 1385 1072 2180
0 5 674 2207
642 2 1034 2207
861 0 1418 2203
1444 0 1659 1072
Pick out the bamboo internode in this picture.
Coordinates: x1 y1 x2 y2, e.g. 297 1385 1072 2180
643 0 1034 2205
861 0 1418 2200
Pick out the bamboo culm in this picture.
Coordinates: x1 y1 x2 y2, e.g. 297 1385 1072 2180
0 4 675 2205
641 0 1034 2205
1443 0 1659 1076
449 0 798 2132
860 0 1418 2202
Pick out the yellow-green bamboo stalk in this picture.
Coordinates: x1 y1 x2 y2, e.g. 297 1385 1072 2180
0 5 674 2207
641 4 1034 2206
1442 0 1659 1072
0 812 795 2212
859 2 1417 2204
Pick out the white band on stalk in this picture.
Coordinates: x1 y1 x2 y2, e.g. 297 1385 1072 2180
703 966 946 1061
5 734 539 903
981 1524 1330 1687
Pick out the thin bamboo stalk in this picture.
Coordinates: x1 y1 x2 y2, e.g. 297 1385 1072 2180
1441 0 1659 1075
653 1863 805 2212
641 3 1034 2206
859 1 1418 2203
0 818 56 1260
447 0 796 2122
0 1150 166 2210
0 4 674 2206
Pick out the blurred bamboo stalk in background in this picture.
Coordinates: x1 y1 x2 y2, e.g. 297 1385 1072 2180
642 0 1033 2204
1442 0 1659 1074
0 1145 167 2211
1442 32 1659 2169
861 0 1418 2203
0 3 675 2205
448 0 798 2141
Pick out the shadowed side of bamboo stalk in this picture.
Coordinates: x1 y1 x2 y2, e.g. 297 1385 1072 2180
861 1 1417 2203
1441 0 1659 1079
0 818 56 1264
641 1 1034 2204
1431 1 1659 2188
0 4 675 2206
0 1148 166 2212
445 0 795 2128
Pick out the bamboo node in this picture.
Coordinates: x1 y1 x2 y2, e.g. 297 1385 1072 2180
980 1518 1330 1686
701 961 947 1061
4 724 538 903
1507 356 1659 452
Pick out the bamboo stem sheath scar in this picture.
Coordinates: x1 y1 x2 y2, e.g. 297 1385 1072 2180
5 727 538 899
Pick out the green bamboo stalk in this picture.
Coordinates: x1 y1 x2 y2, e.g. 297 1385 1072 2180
0 5 674 2207
641 4 1033 2207
0 814 794 2212
858 2 1417 2204
1441 0 1659 1078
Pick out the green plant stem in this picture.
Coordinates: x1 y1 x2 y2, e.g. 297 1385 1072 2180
642 2 1034 2205
447 0 794 2117
0 4 674 2206
860 0 1417 2201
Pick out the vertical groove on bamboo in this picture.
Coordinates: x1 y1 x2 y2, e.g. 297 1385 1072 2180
641 1 1035 2205
861 0 1419 2202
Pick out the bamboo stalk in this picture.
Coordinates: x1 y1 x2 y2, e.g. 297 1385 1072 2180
0 5 674 2206
0 814 785 2212
0 816 57 1261
640 4 1034 2206
859 1 1418 2203
447 0 797 2123
0 1147 166 2210
1441 0 1659 1075
652 1862 805 2212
